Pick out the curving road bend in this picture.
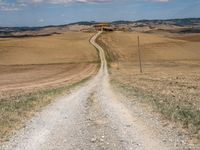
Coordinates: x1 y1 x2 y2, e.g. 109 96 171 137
1 32 193 150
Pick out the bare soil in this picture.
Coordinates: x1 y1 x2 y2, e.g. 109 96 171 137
168 33 200 42
0 63 97 95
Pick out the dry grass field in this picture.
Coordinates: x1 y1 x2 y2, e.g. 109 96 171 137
0 32 98 65
97 31 200 62
0 32 99 143
97 31 200 142
0 32 99 95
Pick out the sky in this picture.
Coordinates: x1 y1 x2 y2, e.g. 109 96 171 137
0 0 200 27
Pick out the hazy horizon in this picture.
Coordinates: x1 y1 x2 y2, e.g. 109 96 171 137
1 17 200 28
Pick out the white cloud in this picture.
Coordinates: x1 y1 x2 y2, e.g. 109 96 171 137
18 0 112 4
150 0 169 2
0 0 22 11
38 19 45 22
0 0 170 11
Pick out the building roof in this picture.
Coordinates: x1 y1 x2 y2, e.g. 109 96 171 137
93 23 111 27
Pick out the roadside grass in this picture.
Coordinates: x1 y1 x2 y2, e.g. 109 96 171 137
96 33 117 68
0 76 91 144
111 79 200 140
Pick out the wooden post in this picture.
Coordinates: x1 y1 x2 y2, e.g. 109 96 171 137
117 58 119 70
137 36 143 73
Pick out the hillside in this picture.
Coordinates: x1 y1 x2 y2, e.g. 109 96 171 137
0 18 200 37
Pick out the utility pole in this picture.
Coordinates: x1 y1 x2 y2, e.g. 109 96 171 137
137 36 143 73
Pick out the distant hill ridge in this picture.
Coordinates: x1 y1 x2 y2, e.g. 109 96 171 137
0 18 200 36
0 18 199 29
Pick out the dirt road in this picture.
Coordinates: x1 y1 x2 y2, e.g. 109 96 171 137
1 32 196 150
